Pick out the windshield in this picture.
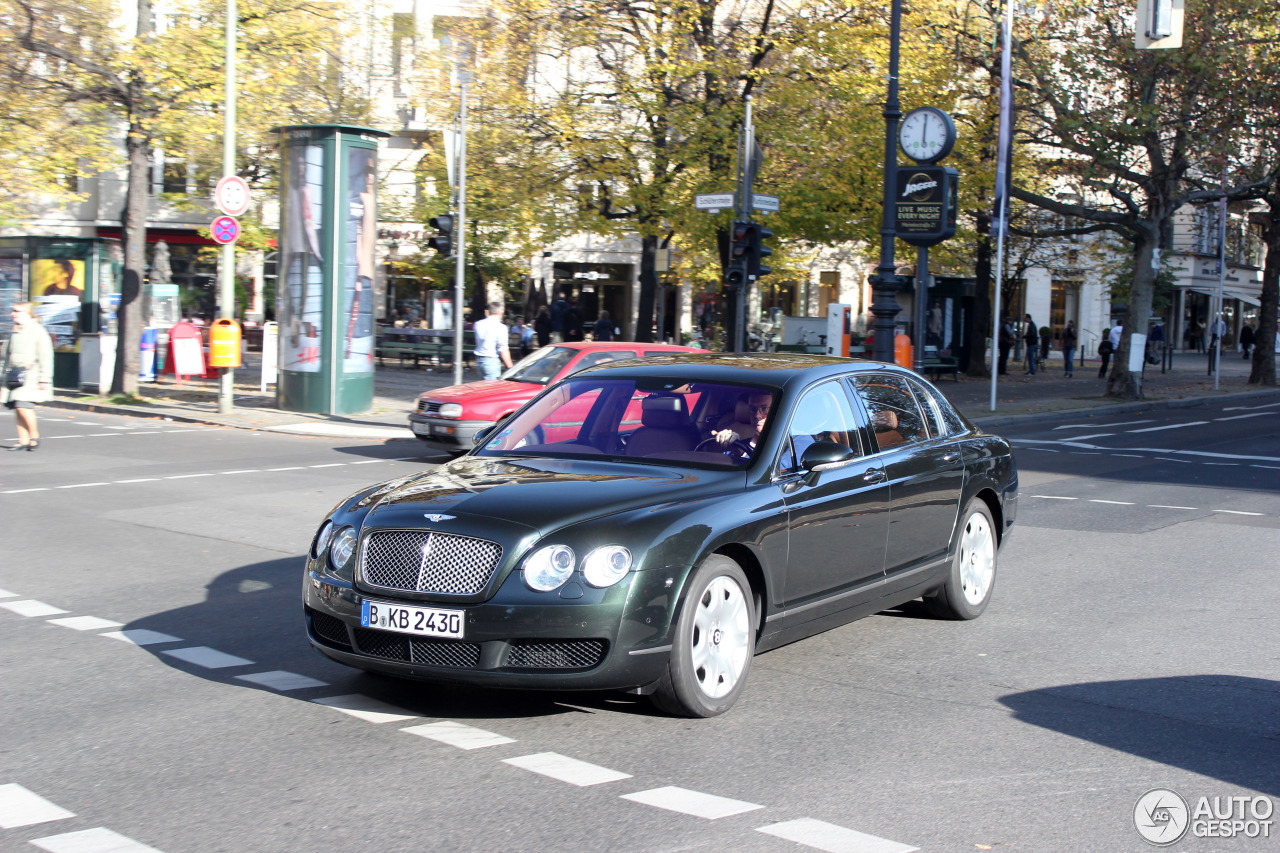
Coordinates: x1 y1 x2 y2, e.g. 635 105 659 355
502 346 575 384
477 378 777 468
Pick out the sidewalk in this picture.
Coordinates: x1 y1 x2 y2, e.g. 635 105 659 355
43 348 1278 440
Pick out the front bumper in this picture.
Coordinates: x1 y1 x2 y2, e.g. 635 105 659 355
303 564 686 691
407 414 492 450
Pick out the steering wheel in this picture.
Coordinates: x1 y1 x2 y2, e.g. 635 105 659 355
694 437 754 458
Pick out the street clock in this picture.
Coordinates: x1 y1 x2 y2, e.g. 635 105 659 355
899 107 956 163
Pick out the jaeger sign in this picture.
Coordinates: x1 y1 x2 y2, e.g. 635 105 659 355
894 165 959 247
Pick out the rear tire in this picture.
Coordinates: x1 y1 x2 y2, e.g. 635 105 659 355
924 498 997 620
650 556 755 717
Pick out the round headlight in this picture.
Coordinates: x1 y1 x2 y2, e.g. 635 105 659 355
523 544 576 592
438 403 463 419
329 526 358 571
582 545 632 588
312 520 334 559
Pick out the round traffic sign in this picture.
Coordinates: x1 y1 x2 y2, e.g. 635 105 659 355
211 215 241 245
214 175 251 217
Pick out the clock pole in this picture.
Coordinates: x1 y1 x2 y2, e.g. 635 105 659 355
869 0 906 363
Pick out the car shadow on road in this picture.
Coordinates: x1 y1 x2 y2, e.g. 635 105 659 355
120 556 631 721
999 675 1280 796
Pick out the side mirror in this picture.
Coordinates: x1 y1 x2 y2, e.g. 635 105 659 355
800 440 858 473
472 424 498 446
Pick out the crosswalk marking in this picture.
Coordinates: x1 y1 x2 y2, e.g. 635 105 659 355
234 671 329 691
0 784 75 828
29 827 164 853
100 630 181 646
502 753 632 787
401 721 515 750
47 616 124 632
0 600 70 618
311 694 420 724
621 786 763 819
161 647 253 669
757 818 918 853
0 588 16 598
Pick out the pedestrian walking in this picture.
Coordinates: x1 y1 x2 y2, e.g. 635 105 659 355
549 292 569 343
997 317 1014 376
1240 321 1255 359
1207 315 1226 374
473 302 513 381
564 298 585 342
1062 320 1077 377
2 302 54 451
1098 327 1114 378
1022 314 1039 375
593 310 615 342
534 305 552 348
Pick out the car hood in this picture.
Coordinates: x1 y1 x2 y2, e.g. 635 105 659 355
361 454 738 535
420 380 537 403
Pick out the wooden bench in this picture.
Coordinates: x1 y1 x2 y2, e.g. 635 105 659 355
376 340 439 368
921 348 959 381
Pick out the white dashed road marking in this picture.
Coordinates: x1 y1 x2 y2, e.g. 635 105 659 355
161 647 253 669
757 818 919 853
0 600 69 618
1127 420 1210 432
0 588 16 598
401 721 516 750
1089 499 1134 505
30 827 164 853
1053 419 1153 430
1029 495 1077 500
1149 505 1197 510
621 786 764 819
0 784 75 828
1214 412 1275 421
1213 510 1264 516
502 753 632 787
47 616 123 631
311 694 420 724
100 629 182 646
234 671 329 691
55 483 109 489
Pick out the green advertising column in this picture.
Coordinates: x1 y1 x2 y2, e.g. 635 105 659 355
275 124 390 415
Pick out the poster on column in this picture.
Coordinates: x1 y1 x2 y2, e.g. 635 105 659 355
32 259 84 352
280 143 325 372
342 147 375 373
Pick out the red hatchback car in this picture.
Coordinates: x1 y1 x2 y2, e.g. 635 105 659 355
408 341 699 453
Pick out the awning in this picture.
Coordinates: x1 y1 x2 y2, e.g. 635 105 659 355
1183 286 1261 307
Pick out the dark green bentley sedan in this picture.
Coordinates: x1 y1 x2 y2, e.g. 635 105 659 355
303 354 1018 716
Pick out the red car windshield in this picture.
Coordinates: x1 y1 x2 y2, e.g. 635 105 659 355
503 346 576 385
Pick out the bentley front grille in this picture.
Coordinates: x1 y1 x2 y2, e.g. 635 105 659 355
352 628 481 668
361 529 502 596
504 640 607 671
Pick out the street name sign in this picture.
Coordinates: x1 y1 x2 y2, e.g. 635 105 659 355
751 193 780 213
214 176 251 217
695 193 735 213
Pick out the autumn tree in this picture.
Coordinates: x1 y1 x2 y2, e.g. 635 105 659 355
0 0 364 394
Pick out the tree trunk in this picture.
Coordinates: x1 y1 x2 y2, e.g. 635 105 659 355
111 122 149 396
1249 196 1279 386
1105 228 1159 400
635 232 659 343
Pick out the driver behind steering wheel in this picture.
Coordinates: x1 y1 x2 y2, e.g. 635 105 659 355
712 391 772 457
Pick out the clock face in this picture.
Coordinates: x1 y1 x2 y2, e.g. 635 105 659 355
900 108 954 163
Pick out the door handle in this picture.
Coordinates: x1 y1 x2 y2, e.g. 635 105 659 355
863 468 886 484
943 452 962 463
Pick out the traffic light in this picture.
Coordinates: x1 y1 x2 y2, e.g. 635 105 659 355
427 214 454 256
748 223 773 280
728 220 751 282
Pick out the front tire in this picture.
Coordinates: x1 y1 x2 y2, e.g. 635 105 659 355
924 498 997 620
650 556 755 718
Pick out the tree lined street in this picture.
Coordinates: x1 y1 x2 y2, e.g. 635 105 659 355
2 392 1277 851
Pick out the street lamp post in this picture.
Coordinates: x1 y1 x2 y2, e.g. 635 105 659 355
218 0 236 414
869 0 905 363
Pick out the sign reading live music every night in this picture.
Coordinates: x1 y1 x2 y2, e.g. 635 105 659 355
894 166 959 247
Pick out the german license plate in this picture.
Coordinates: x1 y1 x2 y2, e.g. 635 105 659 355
410 421 431 436
361 599 464 639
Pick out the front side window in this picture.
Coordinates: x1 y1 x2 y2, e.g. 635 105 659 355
778 381 862 473
852 374 928 450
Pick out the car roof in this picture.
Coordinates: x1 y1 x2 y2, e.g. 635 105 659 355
572 352 913 390
550 341 699 352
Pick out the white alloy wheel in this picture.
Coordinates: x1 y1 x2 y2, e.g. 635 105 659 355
958 510 995 606
690 575 751 698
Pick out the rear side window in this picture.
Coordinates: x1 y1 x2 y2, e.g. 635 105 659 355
851 374 928 450
906 377 946 437
569 350 634 375
918 381 967 435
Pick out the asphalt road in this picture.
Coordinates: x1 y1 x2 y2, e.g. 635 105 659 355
1 399 1277 853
